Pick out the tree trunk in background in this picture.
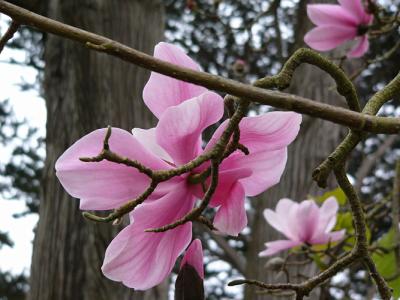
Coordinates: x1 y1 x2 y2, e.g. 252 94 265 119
244 0 352 299
29 1 166 299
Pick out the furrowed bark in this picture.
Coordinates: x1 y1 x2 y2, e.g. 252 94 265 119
28 1 166 299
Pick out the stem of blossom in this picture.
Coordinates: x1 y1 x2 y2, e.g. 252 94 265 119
145 160 219 233
82 180 158 223
196 216 216 231
1 1 400 133
0 19 19 54
157 99 248 185
188 98 249 185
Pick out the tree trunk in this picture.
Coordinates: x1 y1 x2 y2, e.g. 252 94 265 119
29 1 167 299
244 1 351 299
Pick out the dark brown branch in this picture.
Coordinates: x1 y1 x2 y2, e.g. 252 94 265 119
0 19 19 53
0 1 399 133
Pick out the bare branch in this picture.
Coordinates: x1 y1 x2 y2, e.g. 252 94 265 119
0 1 400 133
0 19 19 54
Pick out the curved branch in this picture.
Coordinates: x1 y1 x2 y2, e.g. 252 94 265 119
255 48 360 112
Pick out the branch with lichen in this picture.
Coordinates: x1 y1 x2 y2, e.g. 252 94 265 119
1 1 400 134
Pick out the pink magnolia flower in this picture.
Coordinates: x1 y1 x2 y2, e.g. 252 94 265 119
259 197 345 257
55 42 301 290
180 239 204 279
304 0 373 58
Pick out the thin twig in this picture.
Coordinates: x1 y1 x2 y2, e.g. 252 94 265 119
82 181 158 223
0 19 19 54
145 160 219 233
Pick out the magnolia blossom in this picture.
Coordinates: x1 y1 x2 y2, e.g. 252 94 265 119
304 0 373 58
56 42 301 289
259 197 345 256
180 239 204 279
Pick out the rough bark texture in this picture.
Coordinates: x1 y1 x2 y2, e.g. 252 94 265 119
28 1 167 299
244 0 352 299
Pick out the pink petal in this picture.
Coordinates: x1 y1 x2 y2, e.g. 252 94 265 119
131 127 173 163
202 112 300 197
328 230 346 242
319 197 340 233
263 199 299 241
294 200 320 242
55 128 171 210
180 239 204 279
156 91 224 165
102 183 195 290
304 25 357 51
307 4 359 26
310 197 342 244
347 35 369 58
201 168 252 207
259 240 302 257
223 148 288 197
310 229 345 245
338 0 370 23
143 42 208 118
206 112 302 153
213 183 247 236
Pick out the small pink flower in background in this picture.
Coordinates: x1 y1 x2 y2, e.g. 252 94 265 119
55 42 301 290
304 0 373 58
259 197 345 257
180 239 204 279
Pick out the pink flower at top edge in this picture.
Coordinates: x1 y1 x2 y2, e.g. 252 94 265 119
259 197 345 257
55 42 302 290
304 0 373 58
